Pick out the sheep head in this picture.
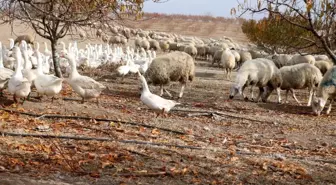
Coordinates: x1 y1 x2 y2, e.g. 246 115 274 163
312 97 326 116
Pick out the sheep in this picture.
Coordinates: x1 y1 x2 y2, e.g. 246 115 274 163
312 66 336 116
169 42 178 51
144 51 195 98
263 63 322 106
159 41 169 52
149 39 160 51
229 58 282 103
271 54 293 68
14 35 34 45
135 36 142 49
196 46 206 60
230 49 241 65
249 49 268 59
96 29 103 38
314 60 333 75
288 54 316 66
238 50 252 67
212 49 224 66
120 37 128 45
101 34 109 43
79 30 86 39
314 55 329 61
184 45 197 59
221 48 236 79
140 39 150 50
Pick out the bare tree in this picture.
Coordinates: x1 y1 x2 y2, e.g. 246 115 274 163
0 0 152 77
233 0 336 63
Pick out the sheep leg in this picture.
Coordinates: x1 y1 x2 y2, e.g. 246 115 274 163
164 88 173 97
290 89 302 105
250 86 254 101
159 85 164 96
178 84 186 98
276 87 282 104
326 99 333 115
285 90 289 104
242 85 248 100
307 88 314 106
255 87 264 103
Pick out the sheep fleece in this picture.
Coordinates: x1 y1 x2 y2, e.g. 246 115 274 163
144 51 195 85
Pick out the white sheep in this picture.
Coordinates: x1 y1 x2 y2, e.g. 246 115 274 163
229 58 282 103
314 60 333 75
314 55 329 61
238 50 252 67
271 54 293 68
221 48 236 79
264 63 322 106
144 51 195 98
288 54 316 66
312 66 336 116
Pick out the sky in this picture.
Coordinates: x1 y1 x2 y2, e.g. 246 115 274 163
143 0 266 19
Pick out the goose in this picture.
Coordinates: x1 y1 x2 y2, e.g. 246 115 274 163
8 46 31 103
43 42 52 56
60 51 106 103
0 42 14 96
138 72 180 117
21 41 38 84
34 50 63 101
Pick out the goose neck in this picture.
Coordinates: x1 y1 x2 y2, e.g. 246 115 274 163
140 76 150 93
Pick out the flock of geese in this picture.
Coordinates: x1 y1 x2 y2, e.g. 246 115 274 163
0 39 179 116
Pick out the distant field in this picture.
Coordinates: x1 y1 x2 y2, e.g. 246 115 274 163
123 13 249 44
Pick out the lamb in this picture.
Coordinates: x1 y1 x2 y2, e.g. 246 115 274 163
221 48 236 79
14 35 34 45
263 63 322 106
144 51 195 98
312 66 336 116
314 60 333 75
229 58 282 103
184 45 197 59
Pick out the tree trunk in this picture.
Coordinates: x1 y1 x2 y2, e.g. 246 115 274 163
50 39 62 78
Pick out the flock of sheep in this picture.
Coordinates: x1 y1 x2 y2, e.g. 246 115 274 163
73 23 336 116
8 22 336 116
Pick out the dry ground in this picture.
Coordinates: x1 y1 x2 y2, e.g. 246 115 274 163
0 18 335 185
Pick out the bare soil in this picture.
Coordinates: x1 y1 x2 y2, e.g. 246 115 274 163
0 19 335 185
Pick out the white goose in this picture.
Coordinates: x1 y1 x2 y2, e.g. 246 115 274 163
21 41 38 85
8 46 31 103
138 72 180 116
0 42 14 95
34 50 63 101
60 51 106 103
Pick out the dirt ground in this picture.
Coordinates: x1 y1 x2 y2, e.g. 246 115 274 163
0 18 336 185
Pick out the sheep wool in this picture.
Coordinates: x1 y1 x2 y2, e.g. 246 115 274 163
144 51 195 98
